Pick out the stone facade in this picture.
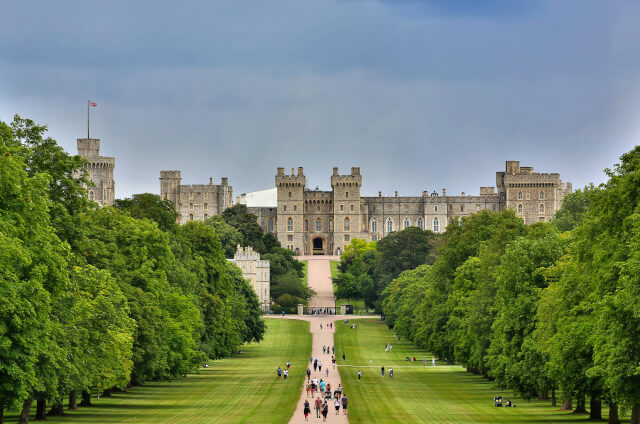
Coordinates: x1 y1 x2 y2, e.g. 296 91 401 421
228 245 270 311
76 138 115 206
254 161 571 256
159 171 232 224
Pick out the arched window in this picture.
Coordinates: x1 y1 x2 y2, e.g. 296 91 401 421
344 218 350 231
189 214 193 221
417 218 424 229
89 190 94 201
316 218 322 232
329 220 333 231
304 219 309 232
371 219 377 233
204 203 208 210
387 218 393 233
268 219 274 232
287 217 293 232
539 191 544 200
189 203 193 209
434 205 438 213
539 203 545 213
204 213 208 220
517 204 523 213
433 218 439 232
518 191 523 200
404 218 410 229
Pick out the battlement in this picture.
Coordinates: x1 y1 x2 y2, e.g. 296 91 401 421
276 167 306 186
160 170 182 180
331 166 362 187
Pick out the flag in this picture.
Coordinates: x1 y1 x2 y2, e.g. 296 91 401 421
88 101 97 107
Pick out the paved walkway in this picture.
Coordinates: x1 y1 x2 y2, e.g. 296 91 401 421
267 256 377 424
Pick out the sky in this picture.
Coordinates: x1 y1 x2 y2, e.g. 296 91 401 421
2 0 639 199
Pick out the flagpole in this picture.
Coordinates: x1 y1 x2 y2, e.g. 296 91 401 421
87 100 90 139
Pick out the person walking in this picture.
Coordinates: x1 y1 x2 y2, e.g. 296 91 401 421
337 383 343 399
313 359 318 372
432 356 436 367
332 346 335 355
325 368 329 378
306 382 311 397
334 397 340 415
389 368 394 378
311 381 316 397
320 379 326 393
342 352 346 360
277 366 282 379
319 361 322 372
342 394 348 414
286 361 291 370
320 323 323 330
322 401 329 421
315 397 322 418
358 370 362 381
303 400 311 421
323 345 326 354
306 367 311 381
381 366 385 377
283 369 288 380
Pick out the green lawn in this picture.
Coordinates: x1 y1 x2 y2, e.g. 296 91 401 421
335 319 613 423
8 319 311 424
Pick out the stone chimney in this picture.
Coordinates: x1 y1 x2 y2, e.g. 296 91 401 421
442 189 447 197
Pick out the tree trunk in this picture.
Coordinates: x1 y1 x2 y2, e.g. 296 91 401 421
35 399 46 421
551 388 556 407
589 396 601 420
47 402 63 416
607 402 619 424
631 404 640 424
574 394 587 414
68 391 78 410
561 396 572 411
0 407 4 424
19 399 33 424
79 391 91 407
539 390 549 400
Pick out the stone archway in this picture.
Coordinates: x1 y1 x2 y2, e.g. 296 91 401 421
312 237 325 255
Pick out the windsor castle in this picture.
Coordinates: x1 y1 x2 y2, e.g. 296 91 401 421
76 138 572 257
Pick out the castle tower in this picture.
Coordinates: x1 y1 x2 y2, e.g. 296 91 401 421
160 170 182 213
77 138 115 206
276 167 305 254
331 167 362 255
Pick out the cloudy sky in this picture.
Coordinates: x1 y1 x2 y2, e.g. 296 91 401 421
2 1 639 199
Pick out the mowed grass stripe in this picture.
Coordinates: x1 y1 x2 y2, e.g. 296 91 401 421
6 319 310 424
335 319 604 424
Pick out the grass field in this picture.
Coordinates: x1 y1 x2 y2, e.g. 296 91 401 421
301 259 308 287
7 319 311 424
335 319 613 424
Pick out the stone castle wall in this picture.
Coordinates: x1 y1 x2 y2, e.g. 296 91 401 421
77 138 115 206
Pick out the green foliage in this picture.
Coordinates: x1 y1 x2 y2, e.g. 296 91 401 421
115 193 178 233
551 186 596 232
204 215 242 257
221 204 266 253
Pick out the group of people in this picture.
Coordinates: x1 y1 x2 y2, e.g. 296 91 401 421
309 307 336 315
303 389 348 421
319 322 333 330
276 361 292 381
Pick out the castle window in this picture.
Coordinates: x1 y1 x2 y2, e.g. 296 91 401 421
89 190 94 201
387 218 393 233
404 218 410 229
538 217 545 222
329 206 333 212
372 235 378 242
434 205 438 213
518 204 523 213
344 218 350 231
204 203 208 210
351 205 354 211
316 218 322 232
417 218 424 230
294 205 297 211
518 191 523 200
346 192 349 198
284 205 287 211
340 205 344 212
287 235 293 241
539 191 544 200
190 203 193 209
204 213 208 220
460 205 464 212
305 219 309 232
189 214 193 221
268 219 274 232
539 203 545 213
289 191 291 198
372 206 376 212
287 217 293 232
329 220 333 231
371 219 377 233
433 218 439 232
344 235 350 242
317 205 320 212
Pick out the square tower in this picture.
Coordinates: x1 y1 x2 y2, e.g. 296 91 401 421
276 167 306 254
331 167 362 255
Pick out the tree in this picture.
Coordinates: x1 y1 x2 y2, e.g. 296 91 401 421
115 193 178 233
551 186 596 232
375 227 437 284
221 205 265 252
204 215 243 258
